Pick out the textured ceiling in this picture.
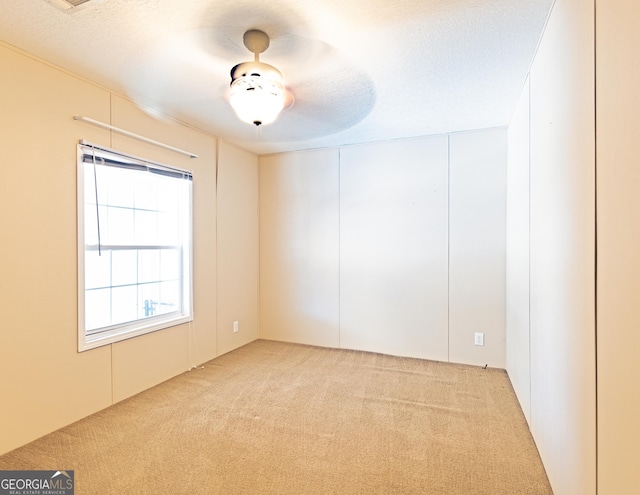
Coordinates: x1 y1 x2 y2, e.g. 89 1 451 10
0 0 553 154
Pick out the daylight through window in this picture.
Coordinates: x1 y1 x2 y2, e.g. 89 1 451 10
77 142 193 351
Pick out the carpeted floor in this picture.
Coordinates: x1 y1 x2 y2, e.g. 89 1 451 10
0 340 553 494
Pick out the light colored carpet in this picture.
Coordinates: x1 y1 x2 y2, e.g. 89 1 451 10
0 340 553 494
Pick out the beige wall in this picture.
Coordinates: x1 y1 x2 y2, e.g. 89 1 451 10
260 130 506 367
217 141 259 356
108 94 218 402
0 43 259 455
0 42 113 457
506 0 597 493
596 0 640 493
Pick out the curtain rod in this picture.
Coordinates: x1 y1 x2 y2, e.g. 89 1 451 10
73 115 198 159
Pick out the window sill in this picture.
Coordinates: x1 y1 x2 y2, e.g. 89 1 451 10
78 314 193 352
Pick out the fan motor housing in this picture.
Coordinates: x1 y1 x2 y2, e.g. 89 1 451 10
230 61 283 83
243 29 270 54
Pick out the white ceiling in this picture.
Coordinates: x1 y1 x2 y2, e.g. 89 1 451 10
0 0 553 155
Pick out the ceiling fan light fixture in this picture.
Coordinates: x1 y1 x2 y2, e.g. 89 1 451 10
229 74 285 127
229 30 287 127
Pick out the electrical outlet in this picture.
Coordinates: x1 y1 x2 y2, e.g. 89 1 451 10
233 321 239 333
474 332 484 346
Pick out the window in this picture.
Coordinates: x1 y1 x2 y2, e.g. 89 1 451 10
77 142 193 351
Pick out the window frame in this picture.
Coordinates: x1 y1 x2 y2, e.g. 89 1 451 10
77 141 193 352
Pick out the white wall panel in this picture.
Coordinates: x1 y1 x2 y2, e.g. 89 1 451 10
528 0 596 493
261 132 507 365
506 79 531 423
449 129 507 368
339 137 449 360
259 150 340 347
